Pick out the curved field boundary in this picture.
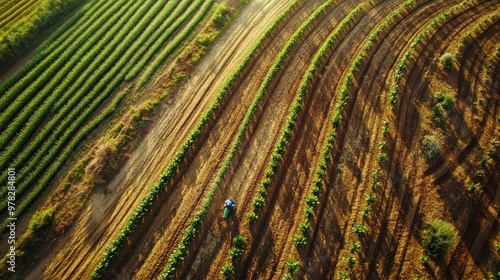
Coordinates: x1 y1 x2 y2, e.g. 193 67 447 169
90 1 303 278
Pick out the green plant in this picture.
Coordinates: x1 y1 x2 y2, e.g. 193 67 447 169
432 104 445 123
434 91 454 110
475 169 484 180
353 222 367 238
233 235 245 248
420 255 429 266
252 195 265 212
229 247 244 262
468 182 480 193
343 255 357 269
303 206 314 219
361 205 372 219
246 212 258 223
422 219 456 259
350 240 361 254
299 220 311 235
365 193 376 205
421 135 440 161
305 194 319 208
339 271 350 280
220 263 235 280
285 257 300 275
293 234 307 248
440 52 454 71
377 152 388 164
491 271 500 280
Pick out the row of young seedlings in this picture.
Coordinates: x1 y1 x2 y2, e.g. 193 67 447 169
0 0 215 220
90 0 302 277
245 0 339 224
220 235 246 279
454 11 499 59
388 0 474 109
0 0 149 209
0 0 164 215
289 1 374 260
158 0 328 277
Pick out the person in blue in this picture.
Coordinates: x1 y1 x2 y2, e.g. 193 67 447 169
223 198 235 218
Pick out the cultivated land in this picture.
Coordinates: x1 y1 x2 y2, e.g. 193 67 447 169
0 0 499 279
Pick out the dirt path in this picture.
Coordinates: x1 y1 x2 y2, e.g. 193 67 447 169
28 0 297 278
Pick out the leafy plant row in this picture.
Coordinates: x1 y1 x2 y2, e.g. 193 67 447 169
244 0 344 224
0 0 160 210
0 0 134 115
138 0 214 87
90 0 303 278
0 0 212 213
157 0 332 276
0 88 127 232
220 235 246 280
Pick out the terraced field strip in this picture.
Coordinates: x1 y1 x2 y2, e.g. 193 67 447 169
0 0 217 231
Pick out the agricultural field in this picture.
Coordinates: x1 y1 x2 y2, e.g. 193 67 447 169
0 0 499 279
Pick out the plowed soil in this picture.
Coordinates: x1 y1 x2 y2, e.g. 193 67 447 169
23 0 500 279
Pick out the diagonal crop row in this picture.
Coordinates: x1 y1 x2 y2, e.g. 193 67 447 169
157 0 342 276
0 88 127 231
0 0 130 114
0 0 159 209
245 0 370 226
0 0 215 218
137 0 215 87
89 1 302 278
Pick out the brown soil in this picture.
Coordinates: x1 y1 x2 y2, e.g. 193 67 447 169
20 0 500 279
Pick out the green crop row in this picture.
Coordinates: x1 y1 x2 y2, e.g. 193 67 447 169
90 1 302 277
0 0 159 208
0 0 134 115
245 0 342 223
455 11 499 58
0 88 127 232
138 0 214 87
158 0 329 277
0 0 195 216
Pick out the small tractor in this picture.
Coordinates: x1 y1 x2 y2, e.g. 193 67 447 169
223 198 235 219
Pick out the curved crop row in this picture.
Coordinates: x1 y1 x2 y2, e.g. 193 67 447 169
89 1 303 278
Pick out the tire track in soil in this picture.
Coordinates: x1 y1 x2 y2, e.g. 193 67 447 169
180 0 359 278
30 0 296 279
378 1 500 278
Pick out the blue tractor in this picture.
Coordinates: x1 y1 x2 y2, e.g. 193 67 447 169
223 198 235 219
